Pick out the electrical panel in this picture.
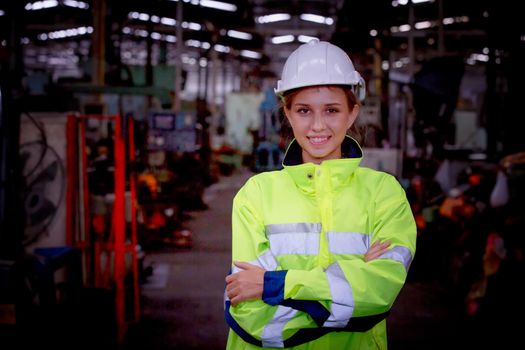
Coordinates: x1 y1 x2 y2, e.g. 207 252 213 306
147 111 198 152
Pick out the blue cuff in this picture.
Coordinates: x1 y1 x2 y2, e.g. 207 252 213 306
281 299 330 327
262 270 287 305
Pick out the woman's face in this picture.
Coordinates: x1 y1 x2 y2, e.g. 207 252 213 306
284 86 359 164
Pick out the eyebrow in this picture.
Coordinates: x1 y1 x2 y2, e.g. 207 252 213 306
293 102 342 107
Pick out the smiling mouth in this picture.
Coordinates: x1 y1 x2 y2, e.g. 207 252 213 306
308 136 331 145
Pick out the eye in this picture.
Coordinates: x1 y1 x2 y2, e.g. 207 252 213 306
296 107 310 114
326 107 339 114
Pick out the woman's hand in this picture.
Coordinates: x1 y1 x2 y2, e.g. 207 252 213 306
225 261 266 306
364 240 391 262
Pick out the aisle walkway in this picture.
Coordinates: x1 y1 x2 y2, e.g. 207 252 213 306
124 169 253 350
124 168 463 350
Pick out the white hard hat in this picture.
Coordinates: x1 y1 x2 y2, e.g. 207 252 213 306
275 39 366 101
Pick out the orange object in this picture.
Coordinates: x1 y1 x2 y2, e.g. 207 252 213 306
147 211 167 229
439 196 464 221
138 173 158 198
415 214 426 230
173 229 193 248
468 174 481 186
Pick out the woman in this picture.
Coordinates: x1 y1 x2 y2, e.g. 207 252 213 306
224 40 416 349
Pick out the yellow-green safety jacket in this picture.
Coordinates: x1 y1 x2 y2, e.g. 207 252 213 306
225 137 417 349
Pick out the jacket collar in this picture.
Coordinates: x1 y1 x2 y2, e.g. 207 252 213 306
282 136 363 193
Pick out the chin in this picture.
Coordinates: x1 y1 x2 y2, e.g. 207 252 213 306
305 150 333 162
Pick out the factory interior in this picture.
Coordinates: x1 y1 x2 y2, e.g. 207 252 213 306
1 0 524 349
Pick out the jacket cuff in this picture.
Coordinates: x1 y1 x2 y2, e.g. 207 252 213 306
262 270 287 305
281 299 330 327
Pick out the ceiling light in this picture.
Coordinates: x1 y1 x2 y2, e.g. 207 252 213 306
443 16 470 25
63 0 89 9
240 50 262 60
271 35 294 44
392 0 434 5
298 35 318 43
38 25 93 41
227 30 253 40
182 22 202 30
135 29 148 38
200 0 237 12
471 53 489 62
186 39 203 48
398 24 411 32
214 44 231 53
169 0 236 11
414 21 432 30
25 0 59 11
161 17 177 26
300 13 334 25
127 13 200 31
256 13 291 24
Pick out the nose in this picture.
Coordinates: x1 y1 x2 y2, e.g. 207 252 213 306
311 112 326 132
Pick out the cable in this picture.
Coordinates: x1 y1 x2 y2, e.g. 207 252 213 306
19 121 66 245
21 111 48 179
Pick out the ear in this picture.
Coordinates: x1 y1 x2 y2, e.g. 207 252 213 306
346 104 359 130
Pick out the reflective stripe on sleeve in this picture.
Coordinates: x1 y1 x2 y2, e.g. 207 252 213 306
378 245 413 272
326 231 369 255
322 262 354 328
266 223 321 256
261 305 298 348
257 249 280 270
327 232 413 271
231 250 280 274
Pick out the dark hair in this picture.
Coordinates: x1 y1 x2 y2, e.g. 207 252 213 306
279 85 363 144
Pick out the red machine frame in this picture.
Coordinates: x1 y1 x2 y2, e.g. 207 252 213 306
66 113 139 344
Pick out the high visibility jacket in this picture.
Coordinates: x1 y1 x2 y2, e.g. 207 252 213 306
225 137 416 349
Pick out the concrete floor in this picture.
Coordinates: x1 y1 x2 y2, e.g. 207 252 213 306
123 169 251 350
123 168 467 350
